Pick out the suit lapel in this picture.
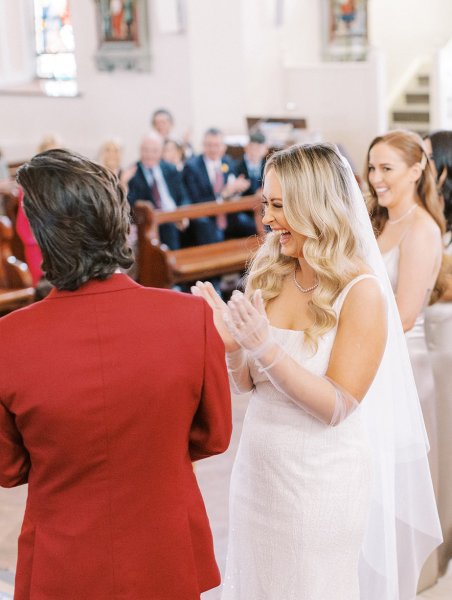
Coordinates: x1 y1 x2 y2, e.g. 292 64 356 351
200 156 214 193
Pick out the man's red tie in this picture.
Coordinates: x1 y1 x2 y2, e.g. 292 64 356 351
149 169 162 209
214 168 227 230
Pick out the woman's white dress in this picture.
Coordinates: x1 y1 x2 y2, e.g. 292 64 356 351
425 235 452 574
221 277 373 600
383 246 438 486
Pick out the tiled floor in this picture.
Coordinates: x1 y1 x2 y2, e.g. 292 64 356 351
1 393 451 599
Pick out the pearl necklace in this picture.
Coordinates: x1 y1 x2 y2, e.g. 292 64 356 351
293 268 319 293
387 204 417 225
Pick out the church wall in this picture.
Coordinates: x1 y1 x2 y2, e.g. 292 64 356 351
0 0 193 166
186 0 247 147
369 0 452 102
0 0 451 170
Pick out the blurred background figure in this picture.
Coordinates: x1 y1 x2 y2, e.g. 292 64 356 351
367 129 445 588
234 130 268 195
183 127 251 245
15 134 63 286
424 130 452 577
151 107 174 140
162 138 186 171
151 107 192 157
125 132 188 250
36 133 62 154
0 147 18 215
98 138 123 178
0 148 9 181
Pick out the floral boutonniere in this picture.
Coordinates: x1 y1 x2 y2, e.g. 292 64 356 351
221 163 229 174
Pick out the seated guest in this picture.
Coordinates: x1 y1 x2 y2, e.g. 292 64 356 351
97 138 123 177
0 145 17 204
234 130 268 194
126 133 188 250
37 133 62 154
151 108 175 140
15 135 64 285
227 130 269 238
0 148 9 181
0 148 232 600
183 128 250 244
151 107 192 157
162 138 186 172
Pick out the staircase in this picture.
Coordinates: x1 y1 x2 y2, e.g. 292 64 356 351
389 69 431 136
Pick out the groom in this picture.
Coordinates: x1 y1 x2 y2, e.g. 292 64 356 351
0 149 232 600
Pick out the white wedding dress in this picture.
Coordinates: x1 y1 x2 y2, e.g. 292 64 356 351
221 276 374 600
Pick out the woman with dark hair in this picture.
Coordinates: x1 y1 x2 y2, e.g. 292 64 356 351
0 149 231 600
424 130 452 576
367 129 445 589
424 130 452 251
162 138 186 171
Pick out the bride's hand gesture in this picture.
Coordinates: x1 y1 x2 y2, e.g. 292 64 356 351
191 281 240 353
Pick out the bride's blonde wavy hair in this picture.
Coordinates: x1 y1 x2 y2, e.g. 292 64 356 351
245 143 366 350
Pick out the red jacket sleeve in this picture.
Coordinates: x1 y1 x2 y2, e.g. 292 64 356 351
189 301 232 461
0 401 30 488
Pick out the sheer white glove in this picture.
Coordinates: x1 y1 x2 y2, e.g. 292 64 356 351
191 281 240 353
225 290 359 426
225 290 276 360
190 281 253 394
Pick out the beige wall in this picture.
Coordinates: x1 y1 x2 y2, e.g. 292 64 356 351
369 0 452 102
0 0 450 170
0 0 193 165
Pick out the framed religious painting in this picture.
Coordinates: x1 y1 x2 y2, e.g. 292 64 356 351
322 0 368 62
94 0 151 71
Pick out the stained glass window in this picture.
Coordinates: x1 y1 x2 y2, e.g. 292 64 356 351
33 0 77 96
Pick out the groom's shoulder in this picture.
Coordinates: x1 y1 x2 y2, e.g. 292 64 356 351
135 284 205 314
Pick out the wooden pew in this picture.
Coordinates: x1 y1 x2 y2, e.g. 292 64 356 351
134 195 264 288
0 216 35 315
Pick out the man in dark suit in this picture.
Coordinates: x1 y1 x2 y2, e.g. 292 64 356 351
0 149 232 600
227 131 269 238
182 128 250 245
127 133 188 249
234 131 268 195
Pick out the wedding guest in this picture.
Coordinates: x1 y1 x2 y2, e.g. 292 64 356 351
0 150 18 215
37 133 62 154
226 131 269 239
125 132 188 249
162 138 186 171
424 130 452 576
0 148 9 181
367 129 445 589
15 134 63 285
151 107 192 157
151 108 175 140
193 143 441 600
183 128 251 245
0 148 231 600
234 131 268 195
97 138 123 177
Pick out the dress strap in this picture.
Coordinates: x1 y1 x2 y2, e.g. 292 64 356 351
334 274 379 315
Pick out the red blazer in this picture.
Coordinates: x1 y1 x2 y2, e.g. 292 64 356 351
0 274 232 600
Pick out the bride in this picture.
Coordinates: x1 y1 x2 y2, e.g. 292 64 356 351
192 143 441 600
